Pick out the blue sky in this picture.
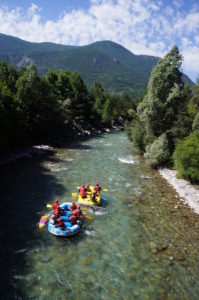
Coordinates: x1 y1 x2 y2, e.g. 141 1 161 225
0 0 199 81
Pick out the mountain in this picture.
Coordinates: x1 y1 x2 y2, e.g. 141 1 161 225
0 33 193 98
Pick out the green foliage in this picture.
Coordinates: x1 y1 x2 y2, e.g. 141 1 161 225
193 112 199 131
0 34 193 99
173 131 199 182
145 133 170 167
131 120 146 153
0 61 132 152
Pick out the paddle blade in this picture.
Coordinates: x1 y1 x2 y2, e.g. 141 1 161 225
46 204 52 208
72 193 77 198
103 189 108 192
81 207 88 211
41 214 49 219
84 215 93 221
101 196 108 201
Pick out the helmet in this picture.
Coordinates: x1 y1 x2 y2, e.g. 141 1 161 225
96 182 99 186
57 218 62 222
55 199 58 203
77 205 81 209
52 215 56 220
72 201 75 205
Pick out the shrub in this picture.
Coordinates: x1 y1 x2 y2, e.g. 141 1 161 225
132 120 146 153
173 131 199 182
145 133 170 167
193 112 199 131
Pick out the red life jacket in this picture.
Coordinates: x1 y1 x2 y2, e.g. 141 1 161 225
72 209 82 217
94 185 101 193
52 203 58 210
70 215 77 225
57 218 65 229
71 203 77 211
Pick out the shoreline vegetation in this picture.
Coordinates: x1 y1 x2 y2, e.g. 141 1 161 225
0 125 123 166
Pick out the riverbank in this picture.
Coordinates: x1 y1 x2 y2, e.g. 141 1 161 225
159 168 199 214
0 124 124 166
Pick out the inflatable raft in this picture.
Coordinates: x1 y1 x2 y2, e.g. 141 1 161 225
48 202 81 237
78 186 101 206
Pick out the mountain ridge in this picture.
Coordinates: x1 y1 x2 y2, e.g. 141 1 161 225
0 33 193 98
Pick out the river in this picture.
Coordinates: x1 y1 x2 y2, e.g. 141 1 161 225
0 132 199 299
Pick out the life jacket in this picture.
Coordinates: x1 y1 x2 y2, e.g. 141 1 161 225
72 209 82 217
52 203 58 210
71 203 77 211
85 185 91 192
57 218 65 229
94 185 101 193
70 215 77 225
80 191 86 198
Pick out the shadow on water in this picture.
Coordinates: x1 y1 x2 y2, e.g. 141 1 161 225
0 150 67 299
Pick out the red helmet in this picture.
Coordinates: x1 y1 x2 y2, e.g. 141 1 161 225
57 218 62 222
77 205 81 209
72 201 75 205
96 182 99 186
55 199 58 203
52 215 56 220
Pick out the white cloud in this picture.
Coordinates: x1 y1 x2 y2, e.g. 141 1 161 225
0 0 198 80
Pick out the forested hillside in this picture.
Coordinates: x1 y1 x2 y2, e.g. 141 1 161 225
126 46 199 182
0 61 134 152
0 33 193 98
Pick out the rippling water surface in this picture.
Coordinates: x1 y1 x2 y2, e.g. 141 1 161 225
0 132 199 299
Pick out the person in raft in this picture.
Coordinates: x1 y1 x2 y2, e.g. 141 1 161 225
72 205 83 219
80 184 87 198
85 183 91 192
94 182 102 194
70 215 78 225
52 199 59 210
70 201 77 211
56 217 65 230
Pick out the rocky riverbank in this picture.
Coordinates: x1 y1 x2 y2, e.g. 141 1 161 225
159 168 199 214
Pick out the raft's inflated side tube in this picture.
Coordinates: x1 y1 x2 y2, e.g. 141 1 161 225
48 202 81 237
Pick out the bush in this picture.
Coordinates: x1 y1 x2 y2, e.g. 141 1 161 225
132 120 146 153
173 131 199 182
145 133 170 167
193 112 199 131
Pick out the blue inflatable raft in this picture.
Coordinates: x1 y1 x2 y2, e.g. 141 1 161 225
48 202 81 237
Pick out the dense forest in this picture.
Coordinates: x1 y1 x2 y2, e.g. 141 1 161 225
125 46 199 182
0 61 134 152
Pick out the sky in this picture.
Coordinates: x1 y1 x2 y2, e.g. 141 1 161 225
0 0 199 82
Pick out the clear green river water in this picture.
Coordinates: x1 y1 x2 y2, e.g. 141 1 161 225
1 132 199 300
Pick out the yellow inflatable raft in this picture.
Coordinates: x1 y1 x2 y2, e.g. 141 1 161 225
78 186 101 206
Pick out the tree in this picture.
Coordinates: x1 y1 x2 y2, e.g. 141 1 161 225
173 131 199 182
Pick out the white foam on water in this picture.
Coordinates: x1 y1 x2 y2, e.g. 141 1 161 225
125 183 132 188
109 177 112 182
118 156 135 164
63 158 74 161
104 143 112 146
140 175 150 179
15 248 28 254
84 230 96 236
51 167 68 172
95 210 107 216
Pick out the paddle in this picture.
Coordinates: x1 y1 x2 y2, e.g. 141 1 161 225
101 196 108 201
39 214 50 228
